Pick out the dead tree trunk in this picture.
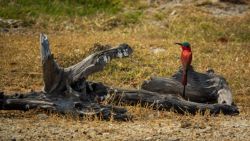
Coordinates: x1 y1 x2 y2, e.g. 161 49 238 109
0 33 133 120
107 88 238 115
0 33 239 120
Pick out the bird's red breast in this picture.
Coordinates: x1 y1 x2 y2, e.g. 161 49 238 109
181 50 192 86
181 50 192 68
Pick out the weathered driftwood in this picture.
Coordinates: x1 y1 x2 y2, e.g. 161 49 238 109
0 34 239 120
0 33 133 120
108 88 239 115
141 67 233 105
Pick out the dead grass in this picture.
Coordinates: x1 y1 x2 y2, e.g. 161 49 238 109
0 1 250 140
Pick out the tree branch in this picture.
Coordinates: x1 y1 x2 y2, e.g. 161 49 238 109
65 43 133 83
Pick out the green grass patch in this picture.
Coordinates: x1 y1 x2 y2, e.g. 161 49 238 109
119 10 143 26
0 0 122 19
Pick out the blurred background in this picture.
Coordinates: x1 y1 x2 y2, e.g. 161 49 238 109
0 0 249 33
0 1 250 140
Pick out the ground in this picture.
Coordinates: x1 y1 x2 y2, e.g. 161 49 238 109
0 0 250 140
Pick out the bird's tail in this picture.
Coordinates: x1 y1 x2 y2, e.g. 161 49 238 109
182 85 186 98
182 69 188 98
182 69 188 86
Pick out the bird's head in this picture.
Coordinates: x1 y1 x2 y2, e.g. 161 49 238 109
175 42 191 51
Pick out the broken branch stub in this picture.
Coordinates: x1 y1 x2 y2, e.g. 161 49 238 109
40 33 63 94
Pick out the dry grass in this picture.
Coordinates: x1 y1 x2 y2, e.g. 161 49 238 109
0 1 250 140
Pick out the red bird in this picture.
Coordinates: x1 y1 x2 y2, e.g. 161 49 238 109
175 42 192 98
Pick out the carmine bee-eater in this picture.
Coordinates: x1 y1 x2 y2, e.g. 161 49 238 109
175 42 192 99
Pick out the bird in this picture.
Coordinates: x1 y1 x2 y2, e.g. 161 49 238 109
175 42 192 99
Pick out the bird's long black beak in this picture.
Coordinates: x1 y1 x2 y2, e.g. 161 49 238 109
175 43 182 46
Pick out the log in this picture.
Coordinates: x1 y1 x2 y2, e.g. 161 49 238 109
141 67 233 105
108 88 239 115
1 33 133 121
0 33 239 120
72 82 239 116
